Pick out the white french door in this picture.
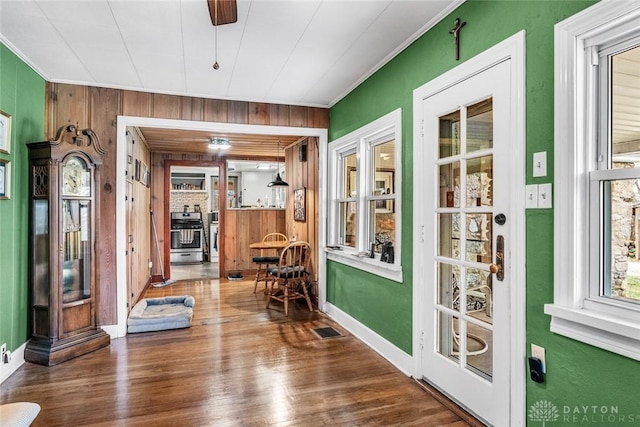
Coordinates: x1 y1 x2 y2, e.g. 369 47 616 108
414 55 519 426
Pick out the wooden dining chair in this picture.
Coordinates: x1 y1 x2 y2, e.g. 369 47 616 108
265 241 313 316
253 232 288 293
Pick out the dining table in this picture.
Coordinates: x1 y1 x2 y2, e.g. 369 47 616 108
249 240 290 252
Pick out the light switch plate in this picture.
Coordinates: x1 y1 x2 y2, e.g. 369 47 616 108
533 152 547 177
525 185 538 209
538 183 552 208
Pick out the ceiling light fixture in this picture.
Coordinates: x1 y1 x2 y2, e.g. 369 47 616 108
268 140 289 187
209 137 231 150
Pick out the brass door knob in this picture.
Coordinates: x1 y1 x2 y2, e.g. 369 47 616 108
489 264 500 274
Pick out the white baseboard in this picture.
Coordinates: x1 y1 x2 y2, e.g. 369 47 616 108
323 302 413 375
0 342 26 384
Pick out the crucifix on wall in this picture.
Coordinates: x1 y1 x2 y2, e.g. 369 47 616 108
449 18 466 61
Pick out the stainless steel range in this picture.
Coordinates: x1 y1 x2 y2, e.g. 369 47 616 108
170 212 204 264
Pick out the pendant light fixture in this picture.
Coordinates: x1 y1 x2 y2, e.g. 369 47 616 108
268 140 289 187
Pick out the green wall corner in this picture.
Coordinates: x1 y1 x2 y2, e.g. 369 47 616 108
0 43 46 353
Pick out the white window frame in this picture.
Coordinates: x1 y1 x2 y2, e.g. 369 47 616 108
326 108 403 283
545 1 640 361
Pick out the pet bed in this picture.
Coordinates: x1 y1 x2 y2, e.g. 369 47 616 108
127 295 195 333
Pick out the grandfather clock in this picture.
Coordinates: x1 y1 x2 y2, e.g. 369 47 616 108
25 124 110 366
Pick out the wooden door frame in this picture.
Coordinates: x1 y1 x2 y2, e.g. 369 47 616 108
163 159 226 279
411 31 526 426
113 116 328 338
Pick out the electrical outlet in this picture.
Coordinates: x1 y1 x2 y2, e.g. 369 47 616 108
531 344 546 373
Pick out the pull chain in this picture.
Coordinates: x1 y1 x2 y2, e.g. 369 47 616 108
213 0 220 70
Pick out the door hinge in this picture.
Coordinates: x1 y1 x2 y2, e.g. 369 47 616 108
420 330 424 351
421 120 424 137
420 225 425 243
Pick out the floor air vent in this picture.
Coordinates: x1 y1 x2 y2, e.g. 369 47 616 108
313 327 342 339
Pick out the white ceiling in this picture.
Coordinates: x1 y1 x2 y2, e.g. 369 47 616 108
0 0 460 108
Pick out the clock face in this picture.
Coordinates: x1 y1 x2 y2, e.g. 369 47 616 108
63 157 90 196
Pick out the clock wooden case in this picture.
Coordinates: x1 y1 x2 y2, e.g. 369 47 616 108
25 124 110 366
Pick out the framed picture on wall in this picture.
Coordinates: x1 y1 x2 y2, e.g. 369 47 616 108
0 159 10 199
294 187 306 221
0 110 11 154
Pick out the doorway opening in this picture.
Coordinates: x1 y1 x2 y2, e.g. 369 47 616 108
168 164 221 281
114 116 329 338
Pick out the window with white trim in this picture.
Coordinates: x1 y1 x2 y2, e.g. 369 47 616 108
546 2 640 360
327 109 402 282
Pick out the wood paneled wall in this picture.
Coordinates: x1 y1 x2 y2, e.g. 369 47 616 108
225 209 286 273
285 137 319 283
46 83 328 325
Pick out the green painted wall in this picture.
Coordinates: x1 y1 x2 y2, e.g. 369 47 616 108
329 0 640 421
0 44 46 353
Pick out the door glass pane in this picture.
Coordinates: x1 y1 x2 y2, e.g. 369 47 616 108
435 98 496 383
437 262 459 309
439 110 461 158
467 98 493 152
465 322 493 380
465 268 493 325
439 162 460 208
466 156 493 207
466 214 493 263
436 311 459 363
438 213 459 258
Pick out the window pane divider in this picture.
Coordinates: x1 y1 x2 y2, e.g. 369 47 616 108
589 168 640 181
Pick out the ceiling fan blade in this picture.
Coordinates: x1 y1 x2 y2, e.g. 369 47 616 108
208 0 238 26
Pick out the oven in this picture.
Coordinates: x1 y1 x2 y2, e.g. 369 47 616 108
170 212 204 264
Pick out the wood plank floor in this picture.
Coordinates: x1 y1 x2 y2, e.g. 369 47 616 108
1 278 482 426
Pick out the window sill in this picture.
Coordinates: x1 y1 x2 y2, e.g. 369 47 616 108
325 248 403 283
544 303 640 361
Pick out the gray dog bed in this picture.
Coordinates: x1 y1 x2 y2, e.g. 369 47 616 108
127 295 195 333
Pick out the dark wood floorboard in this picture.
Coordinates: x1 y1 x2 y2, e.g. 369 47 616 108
1 278 480 426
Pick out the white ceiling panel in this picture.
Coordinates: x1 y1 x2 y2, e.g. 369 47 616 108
0 0 462 107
